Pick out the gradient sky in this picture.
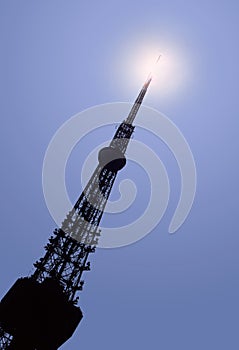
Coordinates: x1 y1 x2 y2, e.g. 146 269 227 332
0 1 238 350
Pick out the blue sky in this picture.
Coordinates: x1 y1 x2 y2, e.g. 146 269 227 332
0 1 238 349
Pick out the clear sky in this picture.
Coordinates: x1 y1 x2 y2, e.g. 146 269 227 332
0 1 238 349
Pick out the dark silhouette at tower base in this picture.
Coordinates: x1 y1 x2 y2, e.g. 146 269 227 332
0 277 82 349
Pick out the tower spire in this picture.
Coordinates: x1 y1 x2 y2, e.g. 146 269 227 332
126 54 161 125
110 54 161 155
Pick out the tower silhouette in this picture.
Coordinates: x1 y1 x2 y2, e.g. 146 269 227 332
0 69 154 349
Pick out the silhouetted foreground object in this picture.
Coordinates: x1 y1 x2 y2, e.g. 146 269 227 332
0 278 82 349
0 73 154 349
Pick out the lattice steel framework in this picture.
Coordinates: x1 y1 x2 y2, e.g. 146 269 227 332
0 76 152 349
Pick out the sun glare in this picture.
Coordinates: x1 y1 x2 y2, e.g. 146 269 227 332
112 41 191 101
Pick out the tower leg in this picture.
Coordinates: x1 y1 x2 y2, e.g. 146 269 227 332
0 278 83 350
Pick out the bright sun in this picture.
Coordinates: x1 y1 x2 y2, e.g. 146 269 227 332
112 41 191 101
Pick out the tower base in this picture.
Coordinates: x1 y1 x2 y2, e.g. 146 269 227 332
0 277 83 349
